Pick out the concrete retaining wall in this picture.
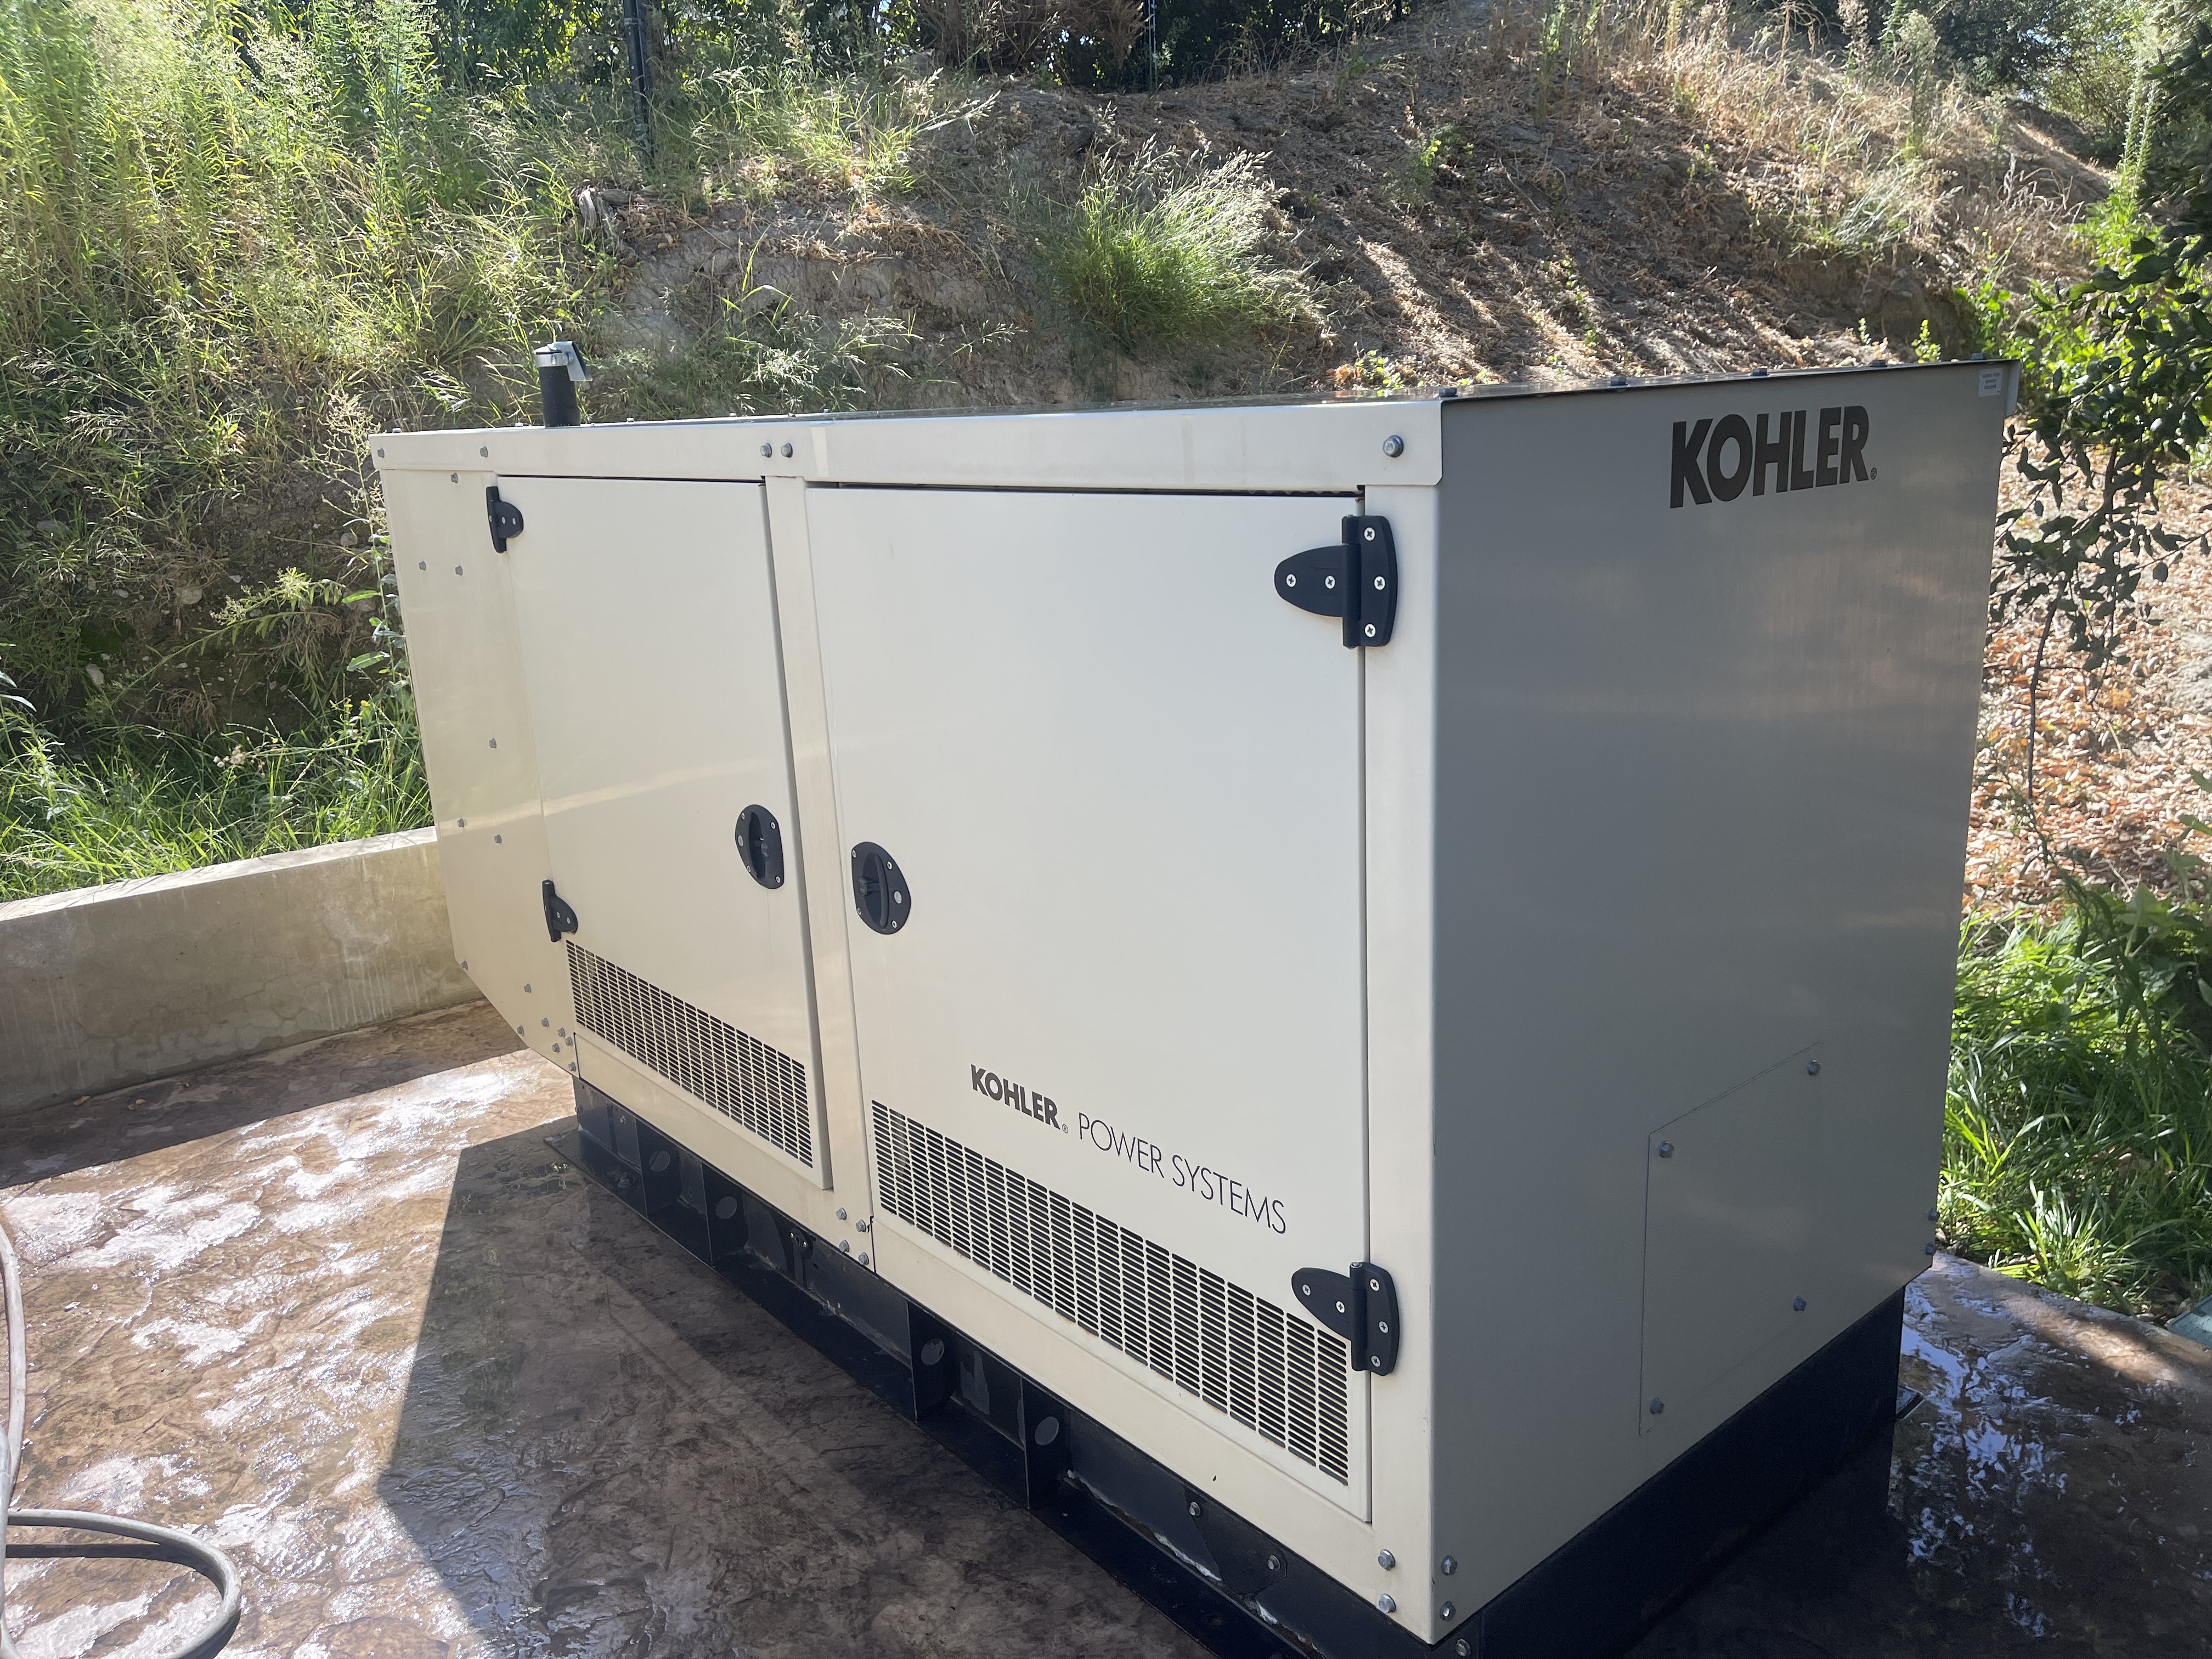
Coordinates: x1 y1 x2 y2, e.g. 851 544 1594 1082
0 828 476 1114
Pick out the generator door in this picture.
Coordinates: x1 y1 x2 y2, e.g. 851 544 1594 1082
502 478 824 1184
808 487 1370 1510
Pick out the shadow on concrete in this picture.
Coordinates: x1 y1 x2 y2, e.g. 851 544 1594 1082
376 1117 1206 1658
0 1002 517 1189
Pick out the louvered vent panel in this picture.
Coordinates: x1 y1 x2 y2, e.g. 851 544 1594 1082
871 1102 1351 1485
567 943 812 1167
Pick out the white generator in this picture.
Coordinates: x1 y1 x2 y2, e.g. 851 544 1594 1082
375 363 2009 1657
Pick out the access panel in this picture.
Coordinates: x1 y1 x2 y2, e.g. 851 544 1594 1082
806 486 1372 1509
501 477 825 1182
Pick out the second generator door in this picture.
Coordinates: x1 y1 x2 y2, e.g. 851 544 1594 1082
809 487 1370 1508
504 477 824 1183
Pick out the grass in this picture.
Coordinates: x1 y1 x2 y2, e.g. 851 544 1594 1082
1942 886 2212 1319
0 694 429 901
1024 144 1311 353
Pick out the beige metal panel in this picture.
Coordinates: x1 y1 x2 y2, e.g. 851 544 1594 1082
1426 364 2001 1609
806 486 1373 1517
370 398 1443 492
499 477 827 1190
1639 1043 1825 1428
763 475 875 1260
380 469 574 1059
1356 482 1444 1637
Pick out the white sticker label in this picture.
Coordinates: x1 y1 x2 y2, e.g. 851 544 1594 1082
1978 367 2003 397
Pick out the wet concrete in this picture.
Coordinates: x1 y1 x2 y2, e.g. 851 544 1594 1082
3 1006 2209 1656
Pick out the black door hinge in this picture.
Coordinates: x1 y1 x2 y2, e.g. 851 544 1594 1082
542 878 579 943
1292 1262 1401 1375
1274 515 1397 647
487 486 525 552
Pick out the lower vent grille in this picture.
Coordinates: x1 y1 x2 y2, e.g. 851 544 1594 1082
568 943 811 1167
871 1102 1351 1485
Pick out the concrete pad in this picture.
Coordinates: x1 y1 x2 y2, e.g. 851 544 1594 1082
0 828 472 1115
2 1008 2208 1656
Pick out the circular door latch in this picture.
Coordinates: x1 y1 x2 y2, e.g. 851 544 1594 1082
735 805 784 889
851 842 910 934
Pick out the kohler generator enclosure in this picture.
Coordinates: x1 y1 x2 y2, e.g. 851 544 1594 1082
375 363 2010 1657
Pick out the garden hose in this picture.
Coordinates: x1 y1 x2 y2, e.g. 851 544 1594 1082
0 1215 242 1659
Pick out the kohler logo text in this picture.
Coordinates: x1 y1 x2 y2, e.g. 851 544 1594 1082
1671 405 1872 507
973 1065 1063 1130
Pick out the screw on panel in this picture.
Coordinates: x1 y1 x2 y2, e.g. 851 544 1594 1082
377 448 386 458
1378 1595 1397 1615
479 446 489 458
856 1218 871 1232
1377 1550 1396 1569
1266 1554 1283 1573
1441 1602 1455 1620
516 1026 525 1036
1657 1142 1674 1158
1649 1398 1665 1415
1793 1297 1807 1311
494 834 503 844
541 1018 550 1027
418 561 426 571
488 738 498 748
760 443 773 457
1441 1555 1456 1575
458 818 466 828
455 566 464 575
1457 1642 1472 1657
461 961 469 970
781 442 794 458
1034 1416 1060 1446
1928 1208 1940 1222
1187 1500 1201 1518
837 1207 848 1221
1806 1060 1821 1075
524 984 532 993
1381 435 1405 458
450 472 458 482
920 1339 945 1364
1925 1242 1938 1255
839 1239 851 1254
857 1252 870 1267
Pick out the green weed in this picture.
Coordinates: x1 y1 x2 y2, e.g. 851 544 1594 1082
0 693 430 901
1025 145 1310 353
1943 888 2212 1317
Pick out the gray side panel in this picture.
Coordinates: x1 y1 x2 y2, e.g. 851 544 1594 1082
1426 366 1999 1605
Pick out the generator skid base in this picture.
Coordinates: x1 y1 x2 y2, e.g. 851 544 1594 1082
563 1079 1905 1659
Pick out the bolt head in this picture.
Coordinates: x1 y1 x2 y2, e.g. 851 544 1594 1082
1381 434 1405 458
1928 1208 1940 1222
1649 1397 1665 1415
760 442 772 457
857 1252 869 1266
1378 1549 1396 1569
781 441 794 458
1806 1060 1821 1075
1441 1601 1455 1620
1925 1242 1938 1255
1266 1554 1283 1573
1792 1296 1807 1311
1187 1500 1201 1518
1657 1141 1673 1158
837 1207 848 1221
839 1239 851 1253
1441 1555 1456 1575
1457 1639 1472 1656
1378 1594 1397 1615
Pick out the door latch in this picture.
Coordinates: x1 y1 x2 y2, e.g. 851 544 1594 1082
542 878 579 943
487 486 525 552
1274 515 1397 647
735 804 785 889
1291 1262 1401 1375
851 842 911 935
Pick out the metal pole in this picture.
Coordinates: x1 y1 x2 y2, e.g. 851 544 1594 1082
623 0 653 158
1147 0 1155 88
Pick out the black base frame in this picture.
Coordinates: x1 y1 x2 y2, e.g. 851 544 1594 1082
561 1080 1905 1659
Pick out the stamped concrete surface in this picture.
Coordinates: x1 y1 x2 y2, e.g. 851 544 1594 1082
1 1006 2208 1657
